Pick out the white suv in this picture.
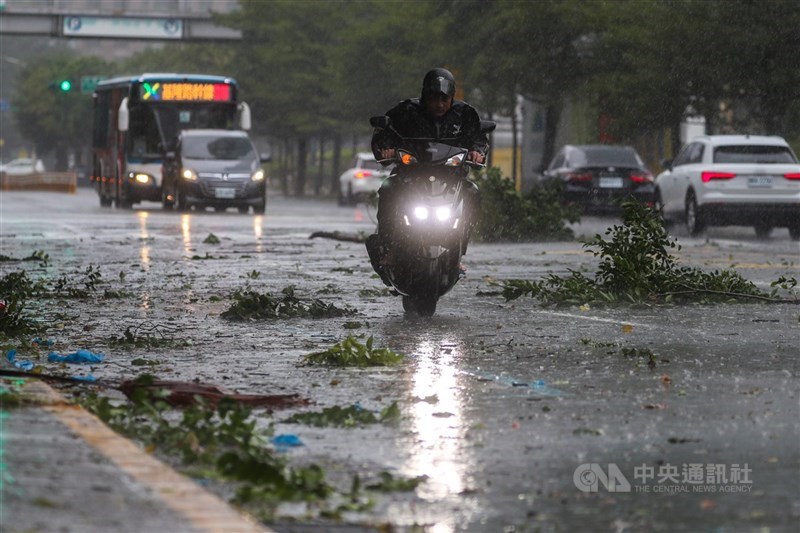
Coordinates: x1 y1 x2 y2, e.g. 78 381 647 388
654 135 800 239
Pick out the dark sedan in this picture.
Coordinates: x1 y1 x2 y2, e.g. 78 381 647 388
542 144 655 212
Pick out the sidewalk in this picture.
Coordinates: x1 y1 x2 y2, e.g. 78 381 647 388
1 378 273 533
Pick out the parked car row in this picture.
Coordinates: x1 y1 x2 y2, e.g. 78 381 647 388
538 135 799 240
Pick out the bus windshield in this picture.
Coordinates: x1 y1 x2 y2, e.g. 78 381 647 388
182 135 256 161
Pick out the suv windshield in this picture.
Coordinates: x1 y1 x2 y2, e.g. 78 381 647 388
713 145 797 164
182 136 256 160
573 147 643 168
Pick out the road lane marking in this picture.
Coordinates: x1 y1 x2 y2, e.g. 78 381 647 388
21 380 273 533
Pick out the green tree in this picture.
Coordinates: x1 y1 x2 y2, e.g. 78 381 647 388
12 53 112 170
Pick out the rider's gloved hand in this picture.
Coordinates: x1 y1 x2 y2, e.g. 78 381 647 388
468 151 485 164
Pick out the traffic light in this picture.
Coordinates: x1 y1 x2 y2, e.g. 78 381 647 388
49 79 73 92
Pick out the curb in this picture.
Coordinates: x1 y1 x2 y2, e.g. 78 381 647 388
14 379 275 533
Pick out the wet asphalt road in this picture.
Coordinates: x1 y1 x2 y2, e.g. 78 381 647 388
1 187 798 532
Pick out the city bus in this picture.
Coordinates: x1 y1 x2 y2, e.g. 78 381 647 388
91 73 250 208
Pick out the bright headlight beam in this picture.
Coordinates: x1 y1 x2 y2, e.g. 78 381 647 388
413 206 429 220
435 206 451 221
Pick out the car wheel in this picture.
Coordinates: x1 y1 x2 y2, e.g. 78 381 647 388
788 225 800 241
347 183 357 206
238 206 250 214
177 188 190 211
253 193 266 214
753 224 773 239
685 191 705 237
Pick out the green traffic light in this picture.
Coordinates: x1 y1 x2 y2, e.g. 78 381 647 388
59 80 71 92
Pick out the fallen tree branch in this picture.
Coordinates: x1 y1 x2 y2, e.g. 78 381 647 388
657 288 799 304
309 230 368 243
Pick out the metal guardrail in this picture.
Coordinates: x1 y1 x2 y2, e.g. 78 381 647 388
1 172 77 193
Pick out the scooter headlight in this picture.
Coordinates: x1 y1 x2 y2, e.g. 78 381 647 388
413 206 429 220
435 206 452 221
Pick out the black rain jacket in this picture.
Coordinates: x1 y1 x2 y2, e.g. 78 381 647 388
371 98 489 165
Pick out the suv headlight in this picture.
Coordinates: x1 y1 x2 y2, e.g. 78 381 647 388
181 169 198 181
251 169 265 182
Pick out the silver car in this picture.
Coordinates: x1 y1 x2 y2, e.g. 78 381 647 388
655 135 800 239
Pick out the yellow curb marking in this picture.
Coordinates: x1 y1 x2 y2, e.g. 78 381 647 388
22 381 273 533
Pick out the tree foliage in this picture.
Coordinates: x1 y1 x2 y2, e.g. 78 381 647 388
9 0 799 179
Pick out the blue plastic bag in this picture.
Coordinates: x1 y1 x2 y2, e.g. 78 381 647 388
271 434 304 451
6 349 34 371
47 349 104 364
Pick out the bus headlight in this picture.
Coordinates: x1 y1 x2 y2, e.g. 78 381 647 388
251 169 265 182
181 169 198 181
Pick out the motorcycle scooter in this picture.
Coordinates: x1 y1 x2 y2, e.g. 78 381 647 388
367 115 496 317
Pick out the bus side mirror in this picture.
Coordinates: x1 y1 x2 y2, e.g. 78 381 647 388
118 97 129 132
239 102 251 131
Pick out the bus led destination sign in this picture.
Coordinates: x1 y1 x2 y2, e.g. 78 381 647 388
140 82 232 102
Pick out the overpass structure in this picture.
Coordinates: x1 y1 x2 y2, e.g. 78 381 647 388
0 10 241 41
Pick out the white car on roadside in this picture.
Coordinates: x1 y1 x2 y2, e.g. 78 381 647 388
0 158 45 176
338 152 391 206
654 135 800 240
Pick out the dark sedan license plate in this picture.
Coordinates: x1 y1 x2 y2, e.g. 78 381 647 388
215 187 236 199
747 176 773 188
599 177 623 189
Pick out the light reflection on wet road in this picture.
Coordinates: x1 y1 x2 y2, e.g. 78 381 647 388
1 188 797 532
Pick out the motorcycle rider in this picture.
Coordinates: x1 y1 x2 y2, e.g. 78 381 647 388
366 68 489 284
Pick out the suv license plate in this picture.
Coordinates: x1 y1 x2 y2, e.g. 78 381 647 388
747 176 772 188
215 187 236 199
599 177 623 188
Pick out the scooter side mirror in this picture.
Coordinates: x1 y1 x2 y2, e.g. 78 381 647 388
370 116 391 129
480 120 497 134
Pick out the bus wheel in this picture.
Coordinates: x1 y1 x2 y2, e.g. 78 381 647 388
100 194 112 208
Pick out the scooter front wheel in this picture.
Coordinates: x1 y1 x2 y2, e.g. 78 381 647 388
402 295 438 317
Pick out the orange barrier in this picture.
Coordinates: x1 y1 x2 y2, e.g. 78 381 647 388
1 172 77 193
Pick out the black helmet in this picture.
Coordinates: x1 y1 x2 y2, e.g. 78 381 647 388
421 68 456 101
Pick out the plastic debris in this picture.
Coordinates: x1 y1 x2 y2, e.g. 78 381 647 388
47 349 105 364
32 337 55 348
6 349 34 371
71 375 97 382
271 434 304 451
